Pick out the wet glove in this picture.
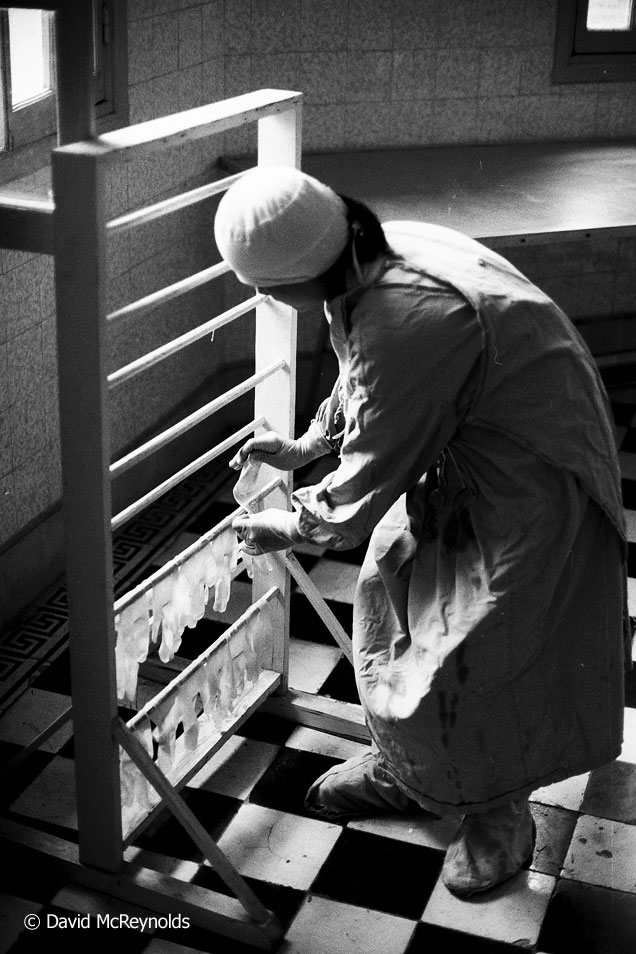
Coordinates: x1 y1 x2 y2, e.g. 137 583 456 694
229 421 330 472
232 508 303 555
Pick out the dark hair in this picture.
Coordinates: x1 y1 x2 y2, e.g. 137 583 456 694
338 193 390 265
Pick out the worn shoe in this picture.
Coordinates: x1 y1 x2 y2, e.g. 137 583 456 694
442 798 536 898
305 751 430 821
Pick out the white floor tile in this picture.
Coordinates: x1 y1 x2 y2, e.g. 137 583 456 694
307 559 360 603
530 772 589 812
282 894 416 954
421 870 555 946
0 688 72 754
618 707 636 764
349 813 459 852
288 639 343 693
9 756 77 829
187 734 279 799
215 803 341 890
285 725 369 760
561 815 636 893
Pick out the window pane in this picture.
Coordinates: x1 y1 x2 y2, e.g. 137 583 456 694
8 8 52 107
587 0 634 30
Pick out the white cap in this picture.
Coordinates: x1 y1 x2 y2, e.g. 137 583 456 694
214 165 349 286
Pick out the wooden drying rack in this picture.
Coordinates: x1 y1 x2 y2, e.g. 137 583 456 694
0 84 368 950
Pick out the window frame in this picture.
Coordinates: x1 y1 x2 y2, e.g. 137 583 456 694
553 0 636 83
0 1 128 162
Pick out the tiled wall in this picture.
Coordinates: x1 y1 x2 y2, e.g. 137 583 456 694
1 0 636 626
214 0 636 152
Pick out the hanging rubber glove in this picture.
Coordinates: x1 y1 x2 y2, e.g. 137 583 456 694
229 420 331 471
232 508 303 554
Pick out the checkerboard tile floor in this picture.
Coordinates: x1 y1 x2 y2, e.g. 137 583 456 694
1 389 636 954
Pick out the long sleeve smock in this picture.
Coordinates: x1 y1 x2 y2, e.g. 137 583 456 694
292 223 628 814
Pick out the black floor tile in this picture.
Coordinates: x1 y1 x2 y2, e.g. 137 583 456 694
619 427 636 455
0 739 22 769
248 748 343 819
610 400 636 427
131 788 241 860
0 838 68 904
175 618 228 660
326 541 369 565
290 593 353 645
537 879 636 954
406 922 524 954
621 478 636 511
236 711 295 746
31 651 72 696
580 759 636 824
291 550 321 573
192 866 305 929
56 736 74 759
311 827 443 919
317 657 360 704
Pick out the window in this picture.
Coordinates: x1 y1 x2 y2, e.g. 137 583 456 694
0 2 127 156
0 8 56 152
553 0 636 82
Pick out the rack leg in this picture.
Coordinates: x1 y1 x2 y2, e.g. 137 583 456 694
53 143 123 870
114 719 282 941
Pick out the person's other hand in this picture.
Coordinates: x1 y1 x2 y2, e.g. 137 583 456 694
232 509 302 554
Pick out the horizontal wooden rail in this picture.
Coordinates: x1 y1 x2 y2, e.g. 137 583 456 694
0 196 55 254
107 171 248 233
110 360 285 478
111 417 266 531
96 89 302 161
108 296 264 389
107 261 230 323
262 690 371 744
114 475 283 615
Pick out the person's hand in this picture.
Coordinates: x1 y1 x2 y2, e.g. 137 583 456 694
229 423 330 472
232 509 302 554
230 432 295 470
